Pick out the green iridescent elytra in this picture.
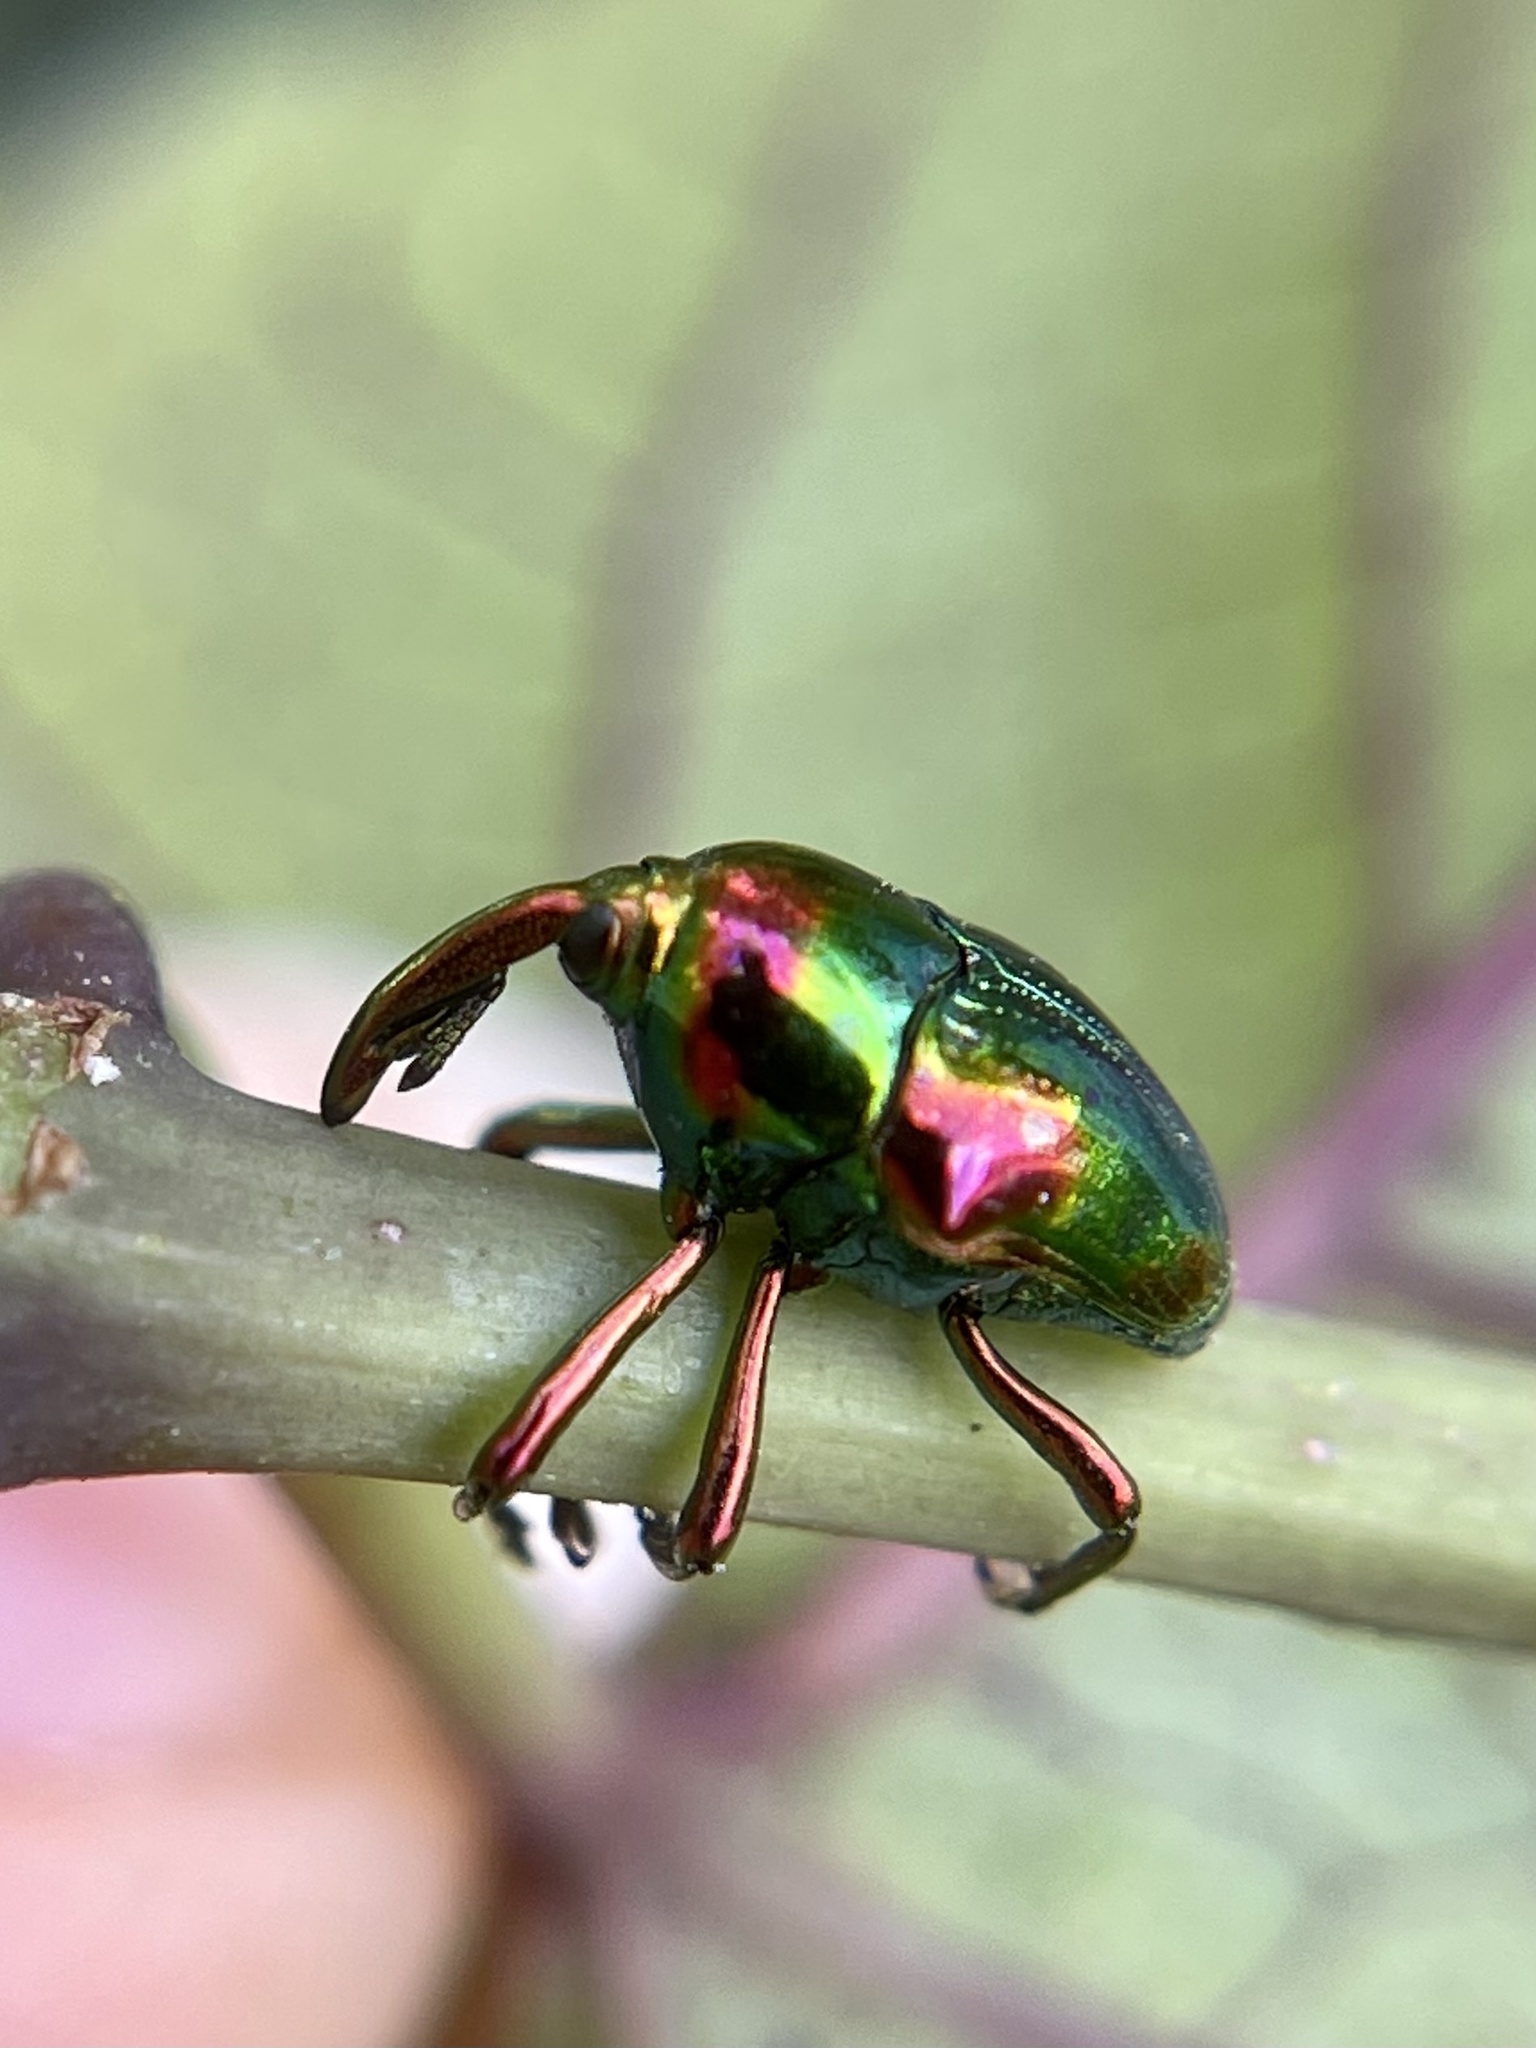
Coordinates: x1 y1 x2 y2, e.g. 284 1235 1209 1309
323 841 1231 1609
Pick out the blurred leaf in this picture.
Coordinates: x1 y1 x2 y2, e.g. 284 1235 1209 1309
0 0 830 923
1 0 1531 1184
2 6 1535 2045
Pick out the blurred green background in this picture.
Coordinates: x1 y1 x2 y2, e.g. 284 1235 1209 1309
2 3 1534 2043
2 0 1530 1173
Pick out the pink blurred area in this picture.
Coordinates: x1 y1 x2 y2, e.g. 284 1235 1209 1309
0 927 573 2046
0 919 685 2045
0 1473 488 2047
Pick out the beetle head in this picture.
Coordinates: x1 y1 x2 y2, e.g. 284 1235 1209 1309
319 860 699 1125
547 859 696 1023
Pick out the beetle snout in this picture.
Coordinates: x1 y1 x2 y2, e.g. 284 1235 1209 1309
321 879 592 1123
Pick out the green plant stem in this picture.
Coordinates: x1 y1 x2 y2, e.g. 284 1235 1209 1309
3 991 1532 1652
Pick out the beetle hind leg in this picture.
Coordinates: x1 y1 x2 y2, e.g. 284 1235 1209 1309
940 1297 1141 1613
639 1240 792 1581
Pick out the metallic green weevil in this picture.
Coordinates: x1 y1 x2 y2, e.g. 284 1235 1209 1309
322 842 1230 1610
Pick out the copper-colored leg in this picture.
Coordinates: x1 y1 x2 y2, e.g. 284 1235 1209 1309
640 1242 791 1580
474 1101 658 1566
940 1297 1141 1612
480 1102 653 1159
455 1214 722 1524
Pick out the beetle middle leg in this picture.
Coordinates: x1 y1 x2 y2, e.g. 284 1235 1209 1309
480 1101 653 1161
939 1297 1141 1613
638 1240 793 1580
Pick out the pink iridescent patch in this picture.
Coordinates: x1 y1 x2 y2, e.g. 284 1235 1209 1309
880 1050 1084 1261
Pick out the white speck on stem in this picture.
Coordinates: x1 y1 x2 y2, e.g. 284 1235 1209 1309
1303 1436 1338 1465
84 1054 121 1087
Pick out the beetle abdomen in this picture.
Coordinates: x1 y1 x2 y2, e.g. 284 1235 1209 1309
868 923 1231 1354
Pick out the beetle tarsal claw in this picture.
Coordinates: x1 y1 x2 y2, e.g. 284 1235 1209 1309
549 1496 599 1569
975 1554 1047 1612
481 1495 536 1568
636 1506 702 1582
453 1479 489 1523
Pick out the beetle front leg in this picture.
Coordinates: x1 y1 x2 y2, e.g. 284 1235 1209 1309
940 1297 1141 1612
476 1102 656 1565
638 1241 792 1581
455 1206 722 1529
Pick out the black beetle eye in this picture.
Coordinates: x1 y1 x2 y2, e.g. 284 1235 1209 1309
558 902 625 992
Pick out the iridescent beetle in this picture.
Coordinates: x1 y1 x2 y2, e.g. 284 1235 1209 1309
322 842 1230 1611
